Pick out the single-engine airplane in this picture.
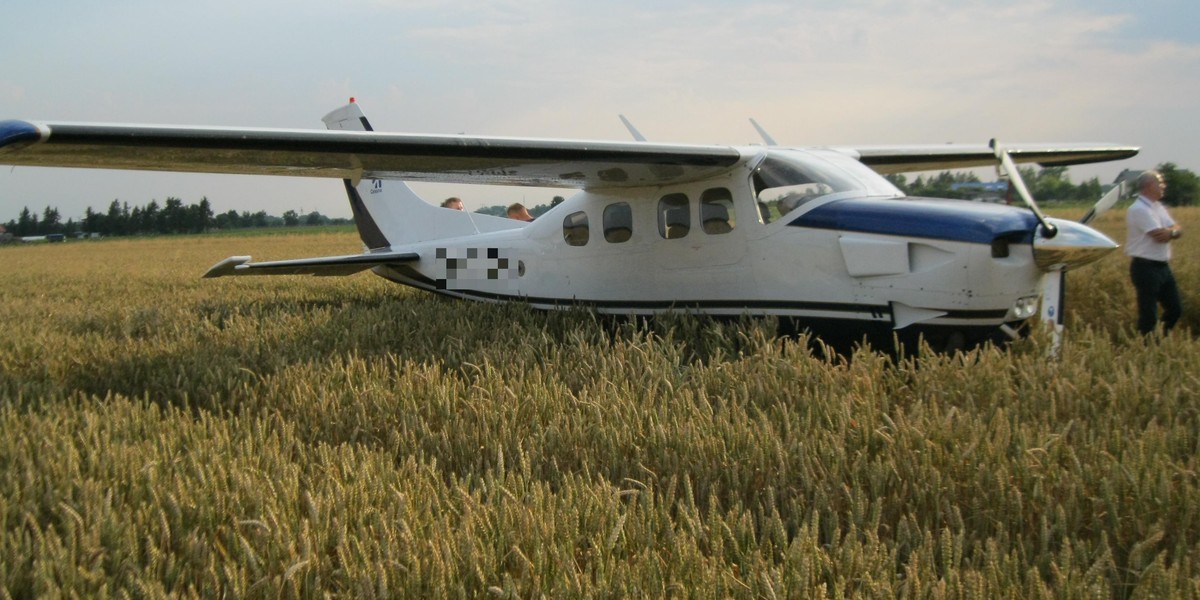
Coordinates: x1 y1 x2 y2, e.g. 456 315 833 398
0 100 1137 351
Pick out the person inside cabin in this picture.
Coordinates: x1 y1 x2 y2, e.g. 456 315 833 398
441 197 464 210
507 203 534 221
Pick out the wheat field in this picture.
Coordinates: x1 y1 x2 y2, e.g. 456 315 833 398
1 209 1197 598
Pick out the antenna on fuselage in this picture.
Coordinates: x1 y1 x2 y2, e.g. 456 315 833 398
749 118 778 146
618 115 647 142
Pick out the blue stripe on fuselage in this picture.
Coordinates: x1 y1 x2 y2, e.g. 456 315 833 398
0 120 43 150
789 197 1037 244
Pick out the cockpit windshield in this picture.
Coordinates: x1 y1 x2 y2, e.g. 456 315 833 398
753 148 903 222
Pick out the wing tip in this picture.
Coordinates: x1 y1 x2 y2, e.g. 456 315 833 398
0 120 48 151
203 255 252 278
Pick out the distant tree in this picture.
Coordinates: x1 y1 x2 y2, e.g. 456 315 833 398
213 209 240 230
1159 163 1199 206
106 200 125 236
143 200 161 233
282 209 300 227
903 170 978 199
476 205 507 217
41 206 62 234
162 197 186 233
17 207 36 236
83 206 103 235
188 197 213 232
305 211 325 226
1024 166 1077 202
1073 177 1103 202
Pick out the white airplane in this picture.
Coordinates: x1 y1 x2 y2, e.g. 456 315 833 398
0 100 1136 351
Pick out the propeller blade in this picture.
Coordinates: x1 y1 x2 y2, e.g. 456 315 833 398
991 139 1058 238
1080 184 1123 225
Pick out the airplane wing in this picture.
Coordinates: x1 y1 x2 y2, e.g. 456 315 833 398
203 251 419 278
0 119 742 189
1 119 1137 186
840 143 1140 174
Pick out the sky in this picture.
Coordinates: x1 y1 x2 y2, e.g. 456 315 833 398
2 0 1199 221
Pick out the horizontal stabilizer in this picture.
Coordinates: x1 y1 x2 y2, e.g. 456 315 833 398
203 252 419 278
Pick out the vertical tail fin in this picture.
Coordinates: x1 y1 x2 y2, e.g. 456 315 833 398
323 100 399 250
322 99 512 249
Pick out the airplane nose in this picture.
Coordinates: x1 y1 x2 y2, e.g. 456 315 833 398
1031 218 1119 271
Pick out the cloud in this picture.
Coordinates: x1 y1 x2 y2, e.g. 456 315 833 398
2 0 1199 218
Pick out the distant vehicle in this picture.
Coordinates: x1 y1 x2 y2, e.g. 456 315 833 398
0 99 1137 350
46 233 65 243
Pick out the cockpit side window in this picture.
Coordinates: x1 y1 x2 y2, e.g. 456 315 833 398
603 202 633 243
700 188 735 235
751 151 872 220
657 193 690 239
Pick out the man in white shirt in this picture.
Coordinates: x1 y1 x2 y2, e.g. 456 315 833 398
1126 170 1183 334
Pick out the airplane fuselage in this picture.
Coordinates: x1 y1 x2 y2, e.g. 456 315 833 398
371 147 1050 348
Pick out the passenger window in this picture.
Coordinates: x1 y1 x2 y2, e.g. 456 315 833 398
700 188 735 235
603 202 633 243
657 193 690 239
563 211 589 246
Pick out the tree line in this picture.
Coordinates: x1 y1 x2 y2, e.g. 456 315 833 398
887 163 1199 206
3 197 349 238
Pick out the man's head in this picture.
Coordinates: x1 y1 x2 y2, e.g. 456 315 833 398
1138 170 1166 201
507 203 534 221
441 197 464 210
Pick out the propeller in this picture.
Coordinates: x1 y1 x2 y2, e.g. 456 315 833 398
1080 184 1123 226
992 141 1121 355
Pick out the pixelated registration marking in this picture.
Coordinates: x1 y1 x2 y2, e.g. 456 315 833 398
435 247 520 291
